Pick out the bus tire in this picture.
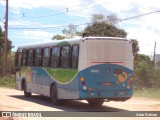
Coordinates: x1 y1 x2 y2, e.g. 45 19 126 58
23 82 31 97
87 99 104 106
50 85 59 105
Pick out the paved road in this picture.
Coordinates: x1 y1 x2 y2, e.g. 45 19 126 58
0 88 160 120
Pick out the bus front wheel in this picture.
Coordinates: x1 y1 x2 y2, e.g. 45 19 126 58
87 99 104 106
50 85 59 105
23 82 31 97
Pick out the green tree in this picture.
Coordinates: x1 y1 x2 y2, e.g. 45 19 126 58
131 39 140 61
0 26 13 76
84 14 127 37
52 34 65 40
106 14 119 25
7 52 15 76
91 14 119 25
91 14 105 23
151 68 160 88
62 24 77 38
134 54 153 89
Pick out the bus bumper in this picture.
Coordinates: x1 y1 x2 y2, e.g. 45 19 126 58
78 89 133 101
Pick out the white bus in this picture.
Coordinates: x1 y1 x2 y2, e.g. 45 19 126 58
15 37 134 106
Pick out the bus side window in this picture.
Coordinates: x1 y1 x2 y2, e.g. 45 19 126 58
16 51 22 67
71 45 79 69
42 47 50 67
35 48 42 67
27 49 34 66
51 47 60 68
61 46 70 68
21 49 27 66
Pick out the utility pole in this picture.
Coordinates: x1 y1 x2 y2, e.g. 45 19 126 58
153 41 156 67
3 0 8 76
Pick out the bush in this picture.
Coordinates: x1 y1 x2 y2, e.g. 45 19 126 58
0 76 15 88
134 54 160 89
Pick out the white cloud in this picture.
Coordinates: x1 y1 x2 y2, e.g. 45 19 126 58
2 0 160 55
8 0 82 9
14 30 53 41
9 20 30 26
121 11 160 55
8 20 62 27
0 22 4 29
95 0 160 55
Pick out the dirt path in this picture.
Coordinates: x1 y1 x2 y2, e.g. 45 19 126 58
0 87 159 120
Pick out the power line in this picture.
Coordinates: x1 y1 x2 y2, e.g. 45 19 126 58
8 23 90 30
18 2 91 16
8 10 160 30
8 8 138 26
20 7 66 15
21 2 110 19
68 2 110 12
19 2 90 16
25 11 67 18
120 10 160 21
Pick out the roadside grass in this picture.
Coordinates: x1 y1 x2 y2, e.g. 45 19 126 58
133 88 160 100
0 76 15 89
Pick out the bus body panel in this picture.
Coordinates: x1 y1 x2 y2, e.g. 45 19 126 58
78 64 134 99
16 66 80 99
15 37 134 101
77 39 133 100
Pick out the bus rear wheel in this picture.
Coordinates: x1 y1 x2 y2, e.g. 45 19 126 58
87 99 104 106
50 85 59 105
23 82 31 97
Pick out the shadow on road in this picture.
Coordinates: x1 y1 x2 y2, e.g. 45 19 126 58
9 95 128 112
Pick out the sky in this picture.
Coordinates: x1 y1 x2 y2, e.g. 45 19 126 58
0 0 160 56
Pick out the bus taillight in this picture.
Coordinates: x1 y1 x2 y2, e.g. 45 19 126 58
80 77 86 85
128 81 133 85
80 77 87 90
129 77 134 85
80 77 85 81
81 81 86 86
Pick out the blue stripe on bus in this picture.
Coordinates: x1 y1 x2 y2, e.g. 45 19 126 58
21 63 134 99
77 64 134 99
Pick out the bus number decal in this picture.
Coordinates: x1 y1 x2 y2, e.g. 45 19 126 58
90 69 99 73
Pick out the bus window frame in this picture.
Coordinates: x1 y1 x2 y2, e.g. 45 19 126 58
21 49 28 66
35 47 42 67
15 49 22 67
60 45 71 69
42 47 51 67
51 46 61 68
27 48 34 66
71 45 79 69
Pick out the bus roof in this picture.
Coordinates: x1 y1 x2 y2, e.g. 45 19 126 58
17 37 129 50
